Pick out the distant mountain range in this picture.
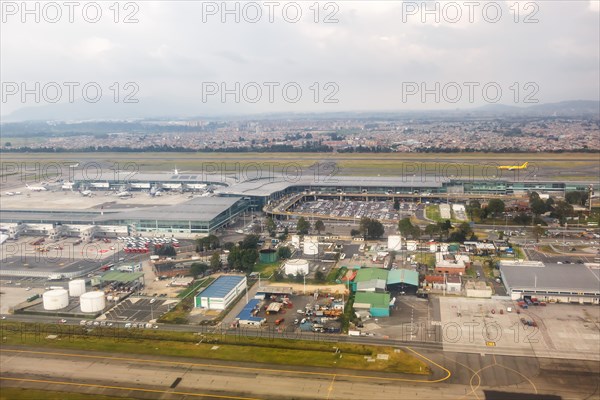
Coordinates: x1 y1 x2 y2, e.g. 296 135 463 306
1 99 598 123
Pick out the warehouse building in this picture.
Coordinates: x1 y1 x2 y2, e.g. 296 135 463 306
499 261 600 304
354 291 391 317
194 275 247 310
352 268 389 292
235 299 265 326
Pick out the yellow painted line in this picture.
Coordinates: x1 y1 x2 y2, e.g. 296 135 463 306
1 348 451 384
0 377 261 400
493 363 538 395
447 356 481 400
404 347 452 383
326 374 336 400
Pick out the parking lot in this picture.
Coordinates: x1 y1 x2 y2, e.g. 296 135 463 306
292 200 414 222
0 235 134 277
102 297 176 323
250 294 343 334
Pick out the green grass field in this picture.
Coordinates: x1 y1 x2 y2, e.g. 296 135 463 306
425 205 441 221
0 322 429 375
0 388 135 400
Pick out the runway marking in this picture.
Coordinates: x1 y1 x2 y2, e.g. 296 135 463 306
1 347 451 384
446 356 481 400
469 354 538 396
0 376 262 400
326 374 336 400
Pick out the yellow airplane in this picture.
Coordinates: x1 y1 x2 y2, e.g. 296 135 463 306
498 162 529 171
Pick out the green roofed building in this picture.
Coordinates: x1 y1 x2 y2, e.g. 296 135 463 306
387 269 419 294
354 292 391 317
352 268 389 292
100 271 145 283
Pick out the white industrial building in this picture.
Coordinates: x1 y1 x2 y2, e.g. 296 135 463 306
500 261 600 304
194 275 247 310
387 235 402 251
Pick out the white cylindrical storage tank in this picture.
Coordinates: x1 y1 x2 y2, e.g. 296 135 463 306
43 289 69 311
291 235 301 247
80 291 106 313
387 235 402 251
429 243 438 253
68 279 86 297
284 259 309 276
407 240 418 251
440 243 449 252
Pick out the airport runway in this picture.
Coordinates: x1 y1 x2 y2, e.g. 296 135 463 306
1 346 598 400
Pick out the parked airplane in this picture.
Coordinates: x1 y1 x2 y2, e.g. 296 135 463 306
80 190 92 197
4 192 15 196
25 184 48 191
116 191 132 198
498 162 529 171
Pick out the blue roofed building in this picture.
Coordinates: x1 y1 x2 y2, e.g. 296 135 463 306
235 299 265 326
194 275 247 310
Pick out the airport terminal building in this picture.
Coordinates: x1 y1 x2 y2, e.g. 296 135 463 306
0 168 595 240
0 196 250 238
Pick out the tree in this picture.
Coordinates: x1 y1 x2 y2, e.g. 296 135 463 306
240 249 259 272
350 229 361 237
314 270 326 283
448 231 466 243
296 217 310 235
190 262 208 278
467 200 482 221
155 244 176 257
424 224 440 238
265 217 276 237
196 234 220 252
241 234 260 250
277 246 292 259
227 246 259 272
565 191 588 206
486 199 505 217
210 252 222 270
360 217 384 239
552 200 574 225
529 191 540 202
530 198 547 216
393 199 400 211
436 220 452 240
398 218 414 237
457 222 473 237
314 220 325 234
223 241 235 251
512 212 532 226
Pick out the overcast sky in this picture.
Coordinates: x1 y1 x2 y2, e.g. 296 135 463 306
1 1 599 119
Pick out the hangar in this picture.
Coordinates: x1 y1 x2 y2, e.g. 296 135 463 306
499 261 600 304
